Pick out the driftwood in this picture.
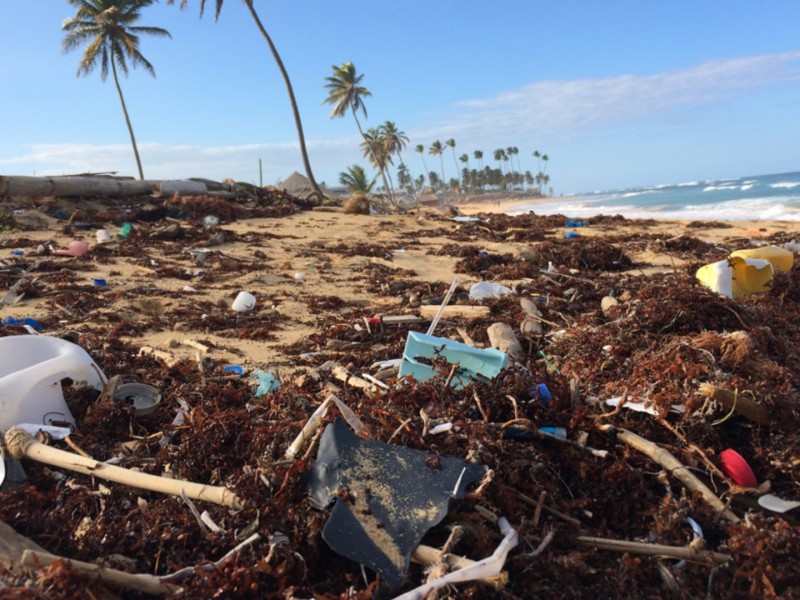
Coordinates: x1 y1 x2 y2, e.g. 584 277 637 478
0 175 156 197
4 427 244 510
577 536 731 564
21 550 180 596
600 425 740 523
419 305 490 319
487 322 524 361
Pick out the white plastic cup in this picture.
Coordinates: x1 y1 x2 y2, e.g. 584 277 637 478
96 229 112 243
232 291 256 313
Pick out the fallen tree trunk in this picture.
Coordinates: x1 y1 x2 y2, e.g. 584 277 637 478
0 175 157 197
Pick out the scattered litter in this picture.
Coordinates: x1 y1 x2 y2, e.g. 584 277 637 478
113 382 162 416
469 281 514 300
231 291 256 313
2 317 44 331
718 448 757 487
308 418 486 587
757 494 800 514
696 245 793 298
0 335 106 430
250 368 280 397
399 331 508 388
564 231 580 239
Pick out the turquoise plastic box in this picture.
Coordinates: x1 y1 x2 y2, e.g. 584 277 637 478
398 331 509 388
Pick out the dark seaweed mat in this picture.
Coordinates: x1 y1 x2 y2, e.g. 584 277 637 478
2 212 800 599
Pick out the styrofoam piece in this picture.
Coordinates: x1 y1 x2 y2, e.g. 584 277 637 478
399 331 508 389
0 336 107 430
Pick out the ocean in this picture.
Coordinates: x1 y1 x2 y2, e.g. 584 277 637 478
508 171 800 221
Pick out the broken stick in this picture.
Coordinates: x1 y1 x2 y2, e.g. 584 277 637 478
5 427 244 510
600 424 740 523
577 536 731 564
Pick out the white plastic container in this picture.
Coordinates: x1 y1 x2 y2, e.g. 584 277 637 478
0 336 107 430
95 229 112 243
232 291 256 313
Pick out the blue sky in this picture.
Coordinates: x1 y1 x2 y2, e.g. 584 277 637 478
1 1 799 193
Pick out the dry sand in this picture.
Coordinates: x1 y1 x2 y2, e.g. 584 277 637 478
3 200 797 372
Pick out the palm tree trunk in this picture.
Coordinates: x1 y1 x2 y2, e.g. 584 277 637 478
111 59 144 181
244 1 323 201
352 111 393 204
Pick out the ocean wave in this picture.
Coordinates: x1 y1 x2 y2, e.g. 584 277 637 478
741 184 754 191
770 181 800 189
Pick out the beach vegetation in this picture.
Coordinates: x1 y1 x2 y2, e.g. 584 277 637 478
338 164 375 194
62 0 171 180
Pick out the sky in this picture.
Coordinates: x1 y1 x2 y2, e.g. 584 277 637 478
1 1 800 194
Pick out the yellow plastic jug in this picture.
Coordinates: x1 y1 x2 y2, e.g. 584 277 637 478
696 246 794 299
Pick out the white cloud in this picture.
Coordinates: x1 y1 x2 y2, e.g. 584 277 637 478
436 51 800 140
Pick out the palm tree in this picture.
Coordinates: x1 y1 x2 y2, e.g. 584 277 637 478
360 128 393 195
339 164 375 193
381 121 413 200
494 148 505 176
169 0 323 200
474 150 484 171
429 140 447 194
445 138 460 193
415 144 430 182
63 0 170 180
323 61 392 203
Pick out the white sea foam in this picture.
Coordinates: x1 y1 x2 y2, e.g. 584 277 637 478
741 184 754 191
771 181 800 189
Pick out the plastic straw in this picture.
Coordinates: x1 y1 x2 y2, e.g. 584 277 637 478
426 276 460 336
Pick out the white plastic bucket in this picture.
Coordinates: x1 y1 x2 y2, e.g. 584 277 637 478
232 291 256 313
0 336 107 430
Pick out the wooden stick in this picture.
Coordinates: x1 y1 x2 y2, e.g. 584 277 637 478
411 545 506 588
577 536 731 564
21 550 181 596
5 427 244 510
599 425 739 523
419 305 490 319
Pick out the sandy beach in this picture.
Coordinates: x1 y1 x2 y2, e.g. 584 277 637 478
1 192 800 598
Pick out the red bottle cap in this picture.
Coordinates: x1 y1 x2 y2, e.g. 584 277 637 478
719 449 757 487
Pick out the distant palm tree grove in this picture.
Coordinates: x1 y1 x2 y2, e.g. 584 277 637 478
63 1 552 201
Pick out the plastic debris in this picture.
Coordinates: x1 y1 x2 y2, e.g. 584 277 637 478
719 448 757 487
0 335 107 430
250 368 281 397
2 317 44 331
696 245 794 298
469 281 514 300
391 516 518 600
399 331 508 389
308 418 486 587
564 231 581 239
532 383 552 406
223 365 244 376
757 494 800 514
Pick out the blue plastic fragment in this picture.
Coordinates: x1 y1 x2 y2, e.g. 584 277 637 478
12 249 24 256
564 231 581 239
2 317 44 331
251 368 281 397
223 365 244 376
565 219 588 228
399 331 508 389
92 279 107 286
532 383 552 406
502 426 567 440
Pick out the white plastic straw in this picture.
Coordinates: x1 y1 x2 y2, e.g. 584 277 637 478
426 276 461 336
